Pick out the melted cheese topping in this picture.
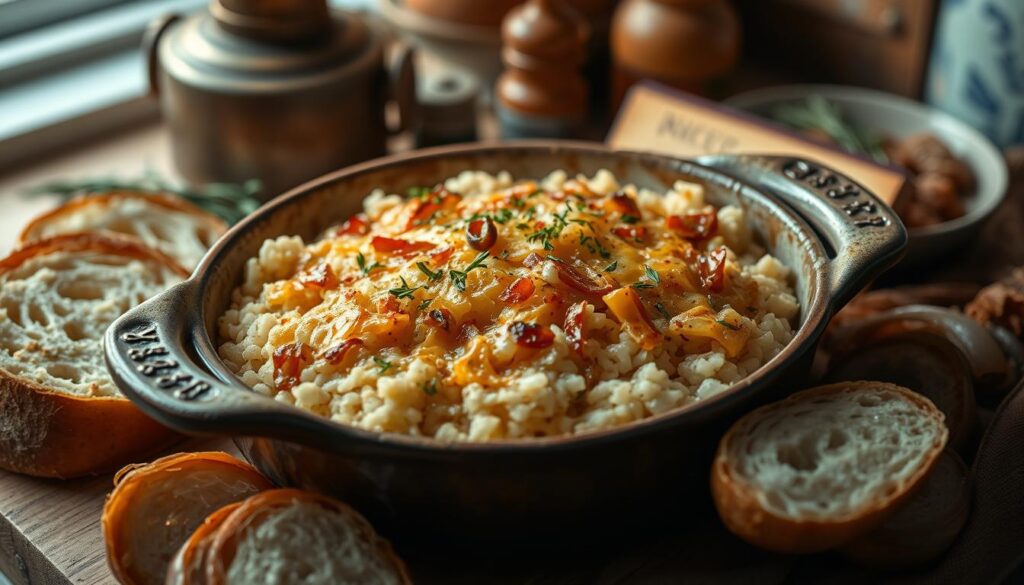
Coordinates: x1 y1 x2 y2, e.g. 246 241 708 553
219 171 798 439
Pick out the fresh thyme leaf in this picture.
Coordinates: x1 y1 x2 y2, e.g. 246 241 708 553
406 186 433 199
389 276 420 299
644 265 661 285
622 214 640 224
416 261 443 281
418 298 433 311
516 222 530 230
465 250 490 271
449 251 490 292
373 356 392 374
604 260 618 272
422 379 438 396
357 252 381 276
716 319 741 331
655 302 671 320
493 208 514 224
632 265 661 289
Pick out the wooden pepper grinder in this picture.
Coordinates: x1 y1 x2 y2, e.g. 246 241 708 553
610 0 740 109
496 0 590 139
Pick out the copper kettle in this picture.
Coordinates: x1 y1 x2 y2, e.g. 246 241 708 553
144 0 415 198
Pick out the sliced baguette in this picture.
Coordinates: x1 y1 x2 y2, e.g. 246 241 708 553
103 452 273 585
826 331 978 454
0 234 188 478
167 503 242 585
711 381 948 554
202 489 412 585
20 192 227 270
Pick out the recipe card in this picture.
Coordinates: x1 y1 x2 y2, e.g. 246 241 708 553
607 82 906 205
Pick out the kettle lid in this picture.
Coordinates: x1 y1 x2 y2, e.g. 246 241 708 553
159 0 379 92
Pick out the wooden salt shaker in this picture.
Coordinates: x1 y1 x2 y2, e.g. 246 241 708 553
495 0 590 139
611 0 740 108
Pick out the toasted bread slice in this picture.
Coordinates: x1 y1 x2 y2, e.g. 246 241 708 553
167 503 242 585
20 192 227 270
826 331 978 454
0 234 187 478
203 489 412 585
711 382 948 554
103 451 273 585
841 450 970 568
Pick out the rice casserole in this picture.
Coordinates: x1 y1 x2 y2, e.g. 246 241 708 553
217 170 799 440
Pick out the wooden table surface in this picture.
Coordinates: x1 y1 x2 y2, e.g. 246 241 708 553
1 121 1022 585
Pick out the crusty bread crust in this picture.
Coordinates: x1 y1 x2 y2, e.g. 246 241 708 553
2 231 190 276
0 373 177 478
18 192 226 270
0 234 188 478
166 503 241 585
205 489 413 585
103 452 273 585
710 381 948 554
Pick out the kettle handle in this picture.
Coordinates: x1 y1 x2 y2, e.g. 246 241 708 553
143 13 182 97
387 42 417 136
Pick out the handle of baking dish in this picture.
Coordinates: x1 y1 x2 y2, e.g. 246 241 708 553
142 13 180 97
104 280 342 441
697 154 907 308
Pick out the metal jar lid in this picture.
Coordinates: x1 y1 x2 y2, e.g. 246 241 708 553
154 0 382 94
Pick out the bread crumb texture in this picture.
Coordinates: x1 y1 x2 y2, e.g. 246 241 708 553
0 249 181 397
728 386 945 519
226 501 404 585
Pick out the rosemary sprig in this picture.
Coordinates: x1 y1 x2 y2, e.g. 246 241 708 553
416 261 443 281
23 174 263 224
357 252 381 276
771 95 888 164
389 276 421 299
449 251 490 292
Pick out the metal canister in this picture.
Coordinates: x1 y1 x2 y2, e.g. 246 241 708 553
145 0 415 197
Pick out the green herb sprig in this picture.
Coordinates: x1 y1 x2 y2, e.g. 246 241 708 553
24 174 263 224
449 251 490 292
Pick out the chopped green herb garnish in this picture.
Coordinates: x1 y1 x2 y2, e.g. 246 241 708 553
644 265 661 285
357 252 381 276
526 225 557 251
449 251 490 292
373 356 392 374
416 261 443 281
493 208 514 224
418 298 432 311
604 260 618 272
422 379 438 396
632 265 661 289
622 214 640 224
716 319 741 331
655 302 671 320
389 276 421 299
406 186 433 199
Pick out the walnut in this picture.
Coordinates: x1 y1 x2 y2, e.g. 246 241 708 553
965 268 1024 336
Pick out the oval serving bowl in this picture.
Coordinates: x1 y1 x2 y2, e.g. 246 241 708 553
105 142 905 545
726 84 1008 268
